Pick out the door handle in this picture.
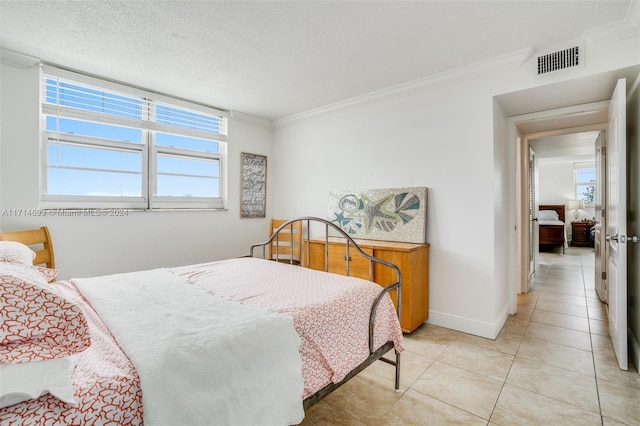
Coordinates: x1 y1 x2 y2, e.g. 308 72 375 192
606 234 639 243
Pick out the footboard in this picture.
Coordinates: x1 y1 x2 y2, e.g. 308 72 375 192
539 224 565 245
539 224 565 254
250 216 403 407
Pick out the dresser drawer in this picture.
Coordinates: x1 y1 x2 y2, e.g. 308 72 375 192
306 238 429 333
571 221 594 247
325 244 373 280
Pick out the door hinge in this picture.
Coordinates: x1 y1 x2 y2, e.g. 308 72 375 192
601 147 606 156
602 272 607 280
602 209 606 218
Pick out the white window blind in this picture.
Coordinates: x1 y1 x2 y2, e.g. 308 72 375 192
40 65 228 210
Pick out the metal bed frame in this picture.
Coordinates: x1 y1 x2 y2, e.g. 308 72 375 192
249 217 402 410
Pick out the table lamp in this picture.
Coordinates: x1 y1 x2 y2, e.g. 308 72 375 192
568 200 584 221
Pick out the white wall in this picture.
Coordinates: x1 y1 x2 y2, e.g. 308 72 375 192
492 99 514 328
271 31 639 338
274 78 499 336
0 63 274 280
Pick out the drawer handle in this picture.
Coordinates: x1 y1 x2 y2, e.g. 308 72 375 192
343 256 351 261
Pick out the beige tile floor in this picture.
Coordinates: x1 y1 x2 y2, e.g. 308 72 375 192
301 247 640 425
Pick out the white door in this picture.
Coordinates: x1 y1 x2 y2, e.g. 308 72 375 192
594 131 607 302
528 146 538 279
607 78 627 371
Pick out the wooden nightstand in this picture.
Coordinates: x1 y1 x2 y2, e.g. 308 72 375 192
571 221 595 247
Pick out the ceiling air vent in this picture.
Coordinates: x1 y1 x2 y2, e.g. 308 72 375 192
537 46 579 75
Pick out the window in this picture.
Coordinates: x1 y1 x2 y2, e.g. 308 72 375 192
575 165 595 205
41 65 228 210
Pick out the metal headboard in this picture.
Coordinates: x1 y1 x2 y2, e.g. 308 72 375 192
249 216 402 354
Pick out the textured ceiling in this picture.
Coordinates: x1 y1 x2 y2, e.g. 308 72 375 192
0 0 633 120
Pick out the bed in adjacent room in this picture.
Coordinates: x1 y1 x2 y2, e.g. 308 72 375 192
0 218 403 425
538 204 567 254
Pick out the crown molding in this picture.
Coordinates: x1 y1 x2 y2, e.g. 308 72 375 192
585 22 638 45
229 110 273 128
0 48 39 68
274 12 639 129
274 47 534 128
584 14 639 45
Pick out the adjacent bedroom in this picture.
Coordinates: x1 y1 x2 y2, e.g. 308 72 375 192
532 132 598 257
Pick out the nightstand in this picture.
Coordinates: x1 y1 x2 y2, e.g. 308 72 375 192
571 221 594 247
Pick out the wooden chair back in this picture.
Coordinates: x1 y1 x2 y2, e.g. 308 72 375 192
0 226 56 269
269 219 302 265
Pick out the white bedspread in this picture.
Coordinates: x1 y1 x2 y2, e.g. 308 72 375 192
73 268 304 426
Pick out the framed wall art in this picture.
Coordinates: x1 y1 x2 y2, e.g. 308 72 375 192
328 186 427 243
240 152 267 218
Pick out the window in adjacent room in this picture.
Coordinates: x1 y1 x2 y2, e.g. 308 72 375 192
574 164 595 205
40 65 228 210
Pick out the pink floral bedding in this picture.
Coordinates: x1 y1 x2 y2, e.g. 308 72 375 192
172 257 405 398
0 280 143 425
1 256 403 422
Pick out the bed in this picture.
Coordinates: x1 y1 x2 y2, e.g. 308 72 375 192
538 204 567 254
0 218 403 425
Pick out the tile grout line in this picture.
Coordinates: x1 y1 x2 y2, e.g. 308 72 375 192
580 250 605 425
515 250 605 419
485 256 548 425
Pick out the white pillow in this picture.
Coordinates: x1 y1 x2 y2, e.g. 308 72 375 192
0 241 36 266
539 210 560 221
0 356 78 408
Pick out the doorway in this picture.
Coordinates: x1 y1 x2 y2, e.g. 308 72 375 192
512 104 609 301
500 67 640 374
529 129 602 253
526 130 601 305
503 66 639 312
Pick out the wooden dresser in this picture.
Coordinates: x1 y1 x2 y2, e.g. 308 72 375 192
571 220 595 247
305 237 429 333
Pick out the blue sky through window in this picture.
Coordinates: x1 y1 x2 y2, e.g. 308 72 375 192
576 167 596 204
47 117 142 143
44 79 221 199
47 168 142 197
47 143 141 171
157 155 220 197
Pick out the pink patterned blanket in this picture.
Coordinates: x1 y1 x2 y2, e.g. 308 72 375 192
1 257 403 423
0 280 142 425
172 257 404 398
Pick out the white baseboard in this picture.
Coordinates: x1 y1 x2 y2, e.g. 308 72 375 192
425 305 510 340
